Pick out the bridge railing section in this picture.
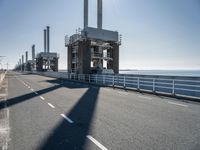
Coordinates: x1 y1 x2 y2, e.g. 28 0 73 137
32 71 200 99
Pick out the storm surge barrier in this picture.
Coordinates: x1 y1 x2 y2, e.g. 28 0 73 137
32 71 200 100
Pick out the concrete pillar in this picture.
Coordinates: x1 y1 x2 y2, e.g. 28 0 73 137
20 59 22 71
97 0 103 29
67 46 72 73
22 55 24 71
84 0 88 28
22 55 24 64
32 45 35 61
44 29 47 53
25 51 28 63
113 44 119 74
47 26 50 53
78 40 91 74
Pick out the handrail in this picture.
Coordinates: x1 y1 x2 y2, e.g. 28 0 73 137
31 71 200 99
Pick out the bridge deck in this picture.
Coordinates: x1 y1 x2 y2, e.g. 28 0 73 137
1 72 200 150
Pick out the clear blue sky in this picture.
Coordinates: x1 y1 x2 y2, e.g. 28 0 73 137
0 0 200 70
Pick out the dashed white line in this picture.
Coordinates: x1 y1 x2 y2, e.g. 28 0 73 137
87 135 108 150
168 101 188 107
40 96 45 100
60 114 74 124
31 88 34 92
47 103 55 109
138 95 152 100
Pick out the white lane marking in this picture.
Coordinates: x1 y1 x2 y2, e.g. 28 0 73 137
168 101 188 107
87 135 108 150
47 103 55 109
27 86 31 89
40 96 45 100
34 91 38 95
138 95 152 100
60 114 74 124
31 88 34 92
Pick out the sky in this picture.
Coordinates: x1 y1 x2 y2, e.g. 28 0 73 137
0 0 200 70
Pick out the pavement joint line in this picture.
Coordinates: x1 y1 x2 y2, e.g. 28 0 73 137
1 78 9 150
168 101 188 107
47 103 55 109
40 96 45 100
117 91 128 96
60 114 74 124
138 95 153 100
87 135 108 150
0 94 7 97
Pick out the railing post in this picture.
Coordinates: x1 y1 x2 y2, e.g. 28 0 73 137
153 79 155 92
88 74 90 83
112 75 114 87
137 77 140 90
123 75 126 89
172 80 175 95
103 75 105 85
96 74 98 83
78 74 80 81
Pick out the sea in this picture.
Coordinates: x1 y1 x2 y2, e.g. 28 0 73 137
59 69 200 77
119 70 200 77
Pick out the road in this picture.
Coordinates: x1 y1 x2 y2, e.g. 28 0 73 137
1 72 200 150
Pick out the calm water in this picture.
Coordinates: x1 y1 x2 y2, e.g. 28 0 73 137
59 69 200 77
119 70 200 77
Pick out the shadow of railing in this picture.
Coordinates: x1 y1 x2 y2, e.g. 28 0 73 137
43 79 89 89
38 87 100 150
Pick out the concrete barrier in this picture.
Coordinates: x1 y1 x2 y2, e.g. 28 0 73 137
0 72 6 86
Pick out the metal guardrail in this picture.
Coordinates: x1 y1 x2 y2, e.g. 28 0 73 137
32 71 200 99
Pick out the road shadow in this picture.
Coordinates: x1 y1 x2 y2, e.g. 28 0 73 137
0 84 62 110
1 77 94 110
44 79 90 89
4 74 101 149
38 87 100 150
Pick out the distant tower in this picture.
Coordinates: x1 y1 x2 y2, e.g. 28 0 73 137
66 0 121 74
36 26 59 72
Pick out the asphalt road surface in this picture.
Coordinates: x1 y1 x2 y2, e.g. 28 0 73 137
2 72 200 150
